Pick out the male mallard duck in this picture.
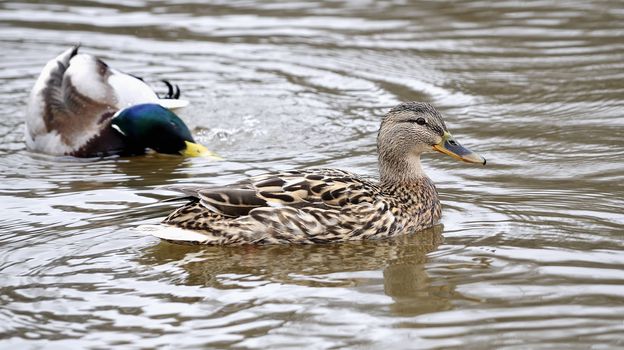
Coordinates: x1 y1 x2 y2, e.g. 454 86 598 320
140 102 485 245
25 46 212 158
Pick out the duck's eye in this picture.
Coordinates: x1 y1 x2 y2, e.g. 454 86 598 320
415 117 426 125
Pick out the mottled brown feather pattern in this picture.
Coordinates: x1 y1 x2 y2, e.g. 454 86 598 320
162 169 441 245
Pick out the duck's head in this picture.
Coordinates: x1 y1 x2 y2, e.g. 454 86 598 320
378 102 485 180
111 103 216 158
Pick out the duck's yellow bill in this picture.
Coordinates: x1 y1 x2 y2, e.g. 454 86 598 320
432 132 486 165
181 141 223 160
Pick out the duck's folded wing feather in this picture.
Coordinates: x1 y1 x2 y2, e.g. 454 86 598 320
32 46 161 133
24 47 119 153
161 169 380 218
252 169 378 207
198 189 268 217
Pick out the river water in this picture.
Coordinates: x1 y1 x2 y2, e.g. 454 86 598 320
1 0 623 348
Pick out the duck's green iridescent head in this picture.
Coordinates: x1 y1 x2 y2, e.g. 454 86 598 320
110 103 215 157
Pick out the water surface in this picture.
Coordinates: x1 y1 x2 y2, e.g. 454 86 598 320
1 0 623 348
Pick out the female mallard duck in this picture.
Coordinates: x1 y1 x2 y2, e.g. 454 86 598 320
25 46 212 158
140 102 486 245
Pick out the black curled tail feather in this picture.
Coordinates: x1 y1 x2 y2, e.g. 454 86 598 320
160 80 181 99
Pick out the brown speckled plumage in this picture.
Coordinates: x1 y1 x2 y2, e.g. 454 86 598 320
145 102 484 245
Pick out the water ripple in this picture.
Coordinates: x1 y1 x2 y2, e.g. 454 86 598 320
1 0 623 348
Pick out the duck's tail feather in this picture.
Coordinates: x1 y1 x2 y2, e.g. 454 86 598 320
137 224 212 245
162 196 197 203
159 80 181 99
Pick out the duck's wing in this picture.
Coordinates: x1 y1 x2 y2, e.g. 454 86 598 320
154 169 394 244
25 46 161 154
162 169 380 218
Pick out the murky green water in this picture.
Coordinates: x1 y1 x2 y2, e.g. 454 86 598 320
1 0 623 348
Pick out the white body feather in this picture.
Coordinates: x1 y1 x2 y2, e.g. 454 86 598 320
137 224 212 244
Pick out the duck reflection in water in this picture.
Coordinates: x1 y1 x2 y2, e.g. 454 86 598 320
138 225 455 316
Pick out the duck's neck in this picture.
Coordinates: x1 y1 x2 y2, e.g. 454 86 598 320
378 151 427 187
